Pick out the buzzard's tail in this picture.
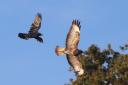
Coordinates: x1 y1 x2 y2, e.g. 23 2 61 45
35 36 43 43
55 46 66 56
18 33 29 40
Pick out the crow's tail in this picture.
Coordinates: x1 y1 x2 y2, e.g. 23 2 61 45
35 36 43 43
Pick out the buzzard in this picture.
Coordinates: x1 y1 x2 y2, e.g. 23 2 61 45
55 20 84 75
18 13 43 43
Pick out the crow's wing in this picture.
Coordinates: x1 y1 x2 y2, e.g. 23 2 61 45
29 13 42 34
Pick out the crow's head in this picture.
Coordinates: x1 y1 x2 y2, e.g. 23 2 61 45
18 33 28 40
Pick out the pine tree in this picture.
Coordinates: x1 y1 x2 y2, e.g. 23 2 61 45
67 44 128 85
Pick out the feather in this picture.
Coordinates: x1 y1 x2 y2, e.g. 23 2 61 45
29 13 42 34
55 46 66 56
35 36 43 43
66 20 80 55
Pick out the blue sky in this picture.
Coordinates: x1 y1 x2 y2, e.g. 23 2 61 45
0 0 128 85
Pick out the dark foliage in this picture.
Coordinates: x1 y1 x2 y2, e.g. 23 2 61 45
66 44 128 85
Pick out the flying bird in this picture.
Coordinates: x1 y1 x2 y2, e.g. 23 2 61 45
55 20 84 76
18 13 43 43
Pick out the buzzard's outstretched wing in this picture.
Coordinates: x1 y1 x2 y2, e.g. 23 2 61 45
29 13 42 34
66 20 81 55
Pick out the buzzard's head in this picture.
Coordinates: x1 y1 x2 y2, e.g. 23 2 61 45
77 49 84 55
18 33 28 40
